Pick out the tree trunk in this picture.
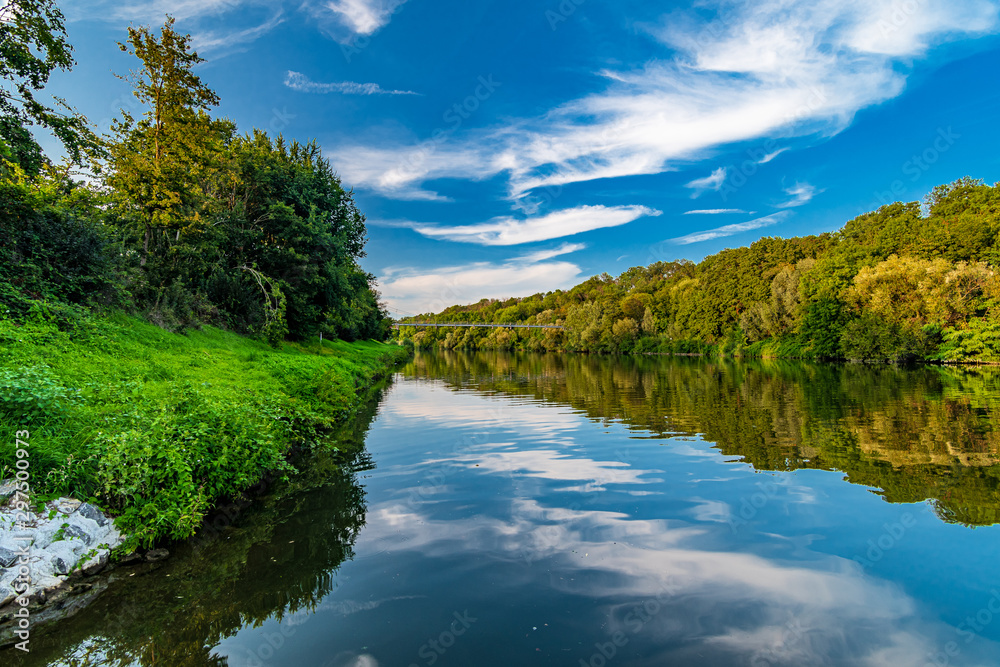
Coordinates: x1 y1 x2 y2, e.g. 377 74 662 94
141 224 151 266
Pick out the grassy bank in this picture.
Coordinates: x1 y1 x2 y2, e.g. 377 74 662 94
0 312 409 548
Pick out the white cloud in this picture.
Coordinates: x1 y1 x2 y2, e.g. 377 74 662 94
519 243 587 263
379 245 585 314
321 0 405 36
777 182 822 208
333 0 999 202
685 167 728 197
284 71 418 96
65 0 403 46
684 209 746 215
758 147 789 164
63 0 278 24
410 205 661 246
191 12 285 52
670 212 789 245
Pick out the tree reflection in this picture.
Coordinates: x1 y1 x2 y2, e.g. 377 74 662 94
403 351 1000 526
9 386 388 667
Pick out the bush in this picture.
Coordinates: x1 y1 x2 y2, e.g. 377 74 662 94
0 172 122 313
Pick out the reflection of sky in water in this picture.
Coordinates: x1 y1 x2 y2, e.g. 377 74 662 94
217 379 1000 667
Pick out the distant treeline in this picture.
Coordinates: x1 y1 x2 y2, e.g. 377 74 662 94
397 178 1000 362
1 11 389 343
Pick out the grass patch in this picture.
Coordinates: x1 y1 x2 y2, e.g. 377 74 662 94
0 312 409 548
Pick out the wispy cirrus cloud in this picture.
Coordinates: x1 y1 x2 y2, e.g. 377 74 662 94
65 0 403 47
284 71 419 96
670 212 789 245
191 12 285 52
63 0 261 23
777 182 822 208
684 209 747 215
685 168 728 198
333 0 999 203
379 244 585 314
409 205 661 246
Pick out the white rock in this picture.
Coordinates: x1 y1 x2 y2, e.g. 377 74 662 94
53 498 82 515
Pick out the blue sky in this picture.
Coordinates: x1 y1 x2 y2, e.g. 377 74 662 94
47 0 1000 315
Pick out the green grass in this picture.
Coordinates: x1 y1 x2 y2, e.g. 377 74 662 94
0 312 409 548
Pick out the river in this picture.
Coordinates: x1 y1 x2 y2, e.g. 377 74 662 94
7 351 1000 666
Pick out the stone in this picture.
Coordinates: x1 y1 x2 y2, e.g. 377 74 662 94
43 541 78 577
54 498 82 515
80 552 109 576
119 551 142 564
76 503 108 527
0 480 16 505
145 548 170 562
52 556 73 576
0 547 19 569
0 585 14 608
62 524 93 546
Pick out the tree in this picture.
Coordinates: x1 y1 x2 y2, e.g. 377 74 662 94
107 17 233 264
0 0 99 174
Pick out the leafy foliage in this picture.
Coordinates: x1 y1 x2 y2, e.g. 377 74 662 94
0 314 408 547
399 178 1000 363
0 0 99 172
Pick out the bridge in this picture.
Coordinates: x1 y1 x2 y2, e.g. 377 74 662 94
392 321 564 330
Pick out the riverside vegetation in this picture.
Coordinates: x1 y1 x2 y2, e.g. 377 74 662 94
397 179 1000 363
0 6 405 548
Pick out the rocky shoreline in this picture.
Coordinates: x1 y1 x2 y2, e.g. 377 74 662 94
0 479 127 633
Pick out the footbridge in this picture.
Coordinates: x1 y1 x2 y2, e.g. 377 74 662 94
392 322 564 330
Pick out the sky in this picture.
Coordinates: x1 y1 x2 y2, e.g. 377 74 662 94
44 0 1000 316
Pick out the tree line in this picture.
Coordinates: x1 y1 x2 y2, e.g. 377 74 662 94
1 6 390 343
398 179 1000 362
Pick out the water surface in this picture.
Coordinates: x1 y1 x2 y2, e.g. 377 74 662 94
8 351 1000 666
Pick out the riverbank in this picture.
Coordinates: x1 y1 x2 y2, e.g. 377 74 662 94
0 313 410 551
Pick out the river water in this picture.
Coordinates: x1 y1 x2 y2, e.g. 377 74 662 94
8 351 1000 666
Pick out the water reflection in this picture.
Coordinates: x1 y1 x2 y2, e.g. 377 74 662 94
6 387 387 667
6 354 1000 666
403 350 1000 526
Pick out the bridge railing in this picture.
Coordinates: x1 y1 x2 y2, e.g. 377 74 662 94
392 321 564 330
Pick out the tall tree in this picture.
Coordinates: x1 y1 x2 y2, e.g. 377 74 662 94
107 16 232 264
0 0 97 173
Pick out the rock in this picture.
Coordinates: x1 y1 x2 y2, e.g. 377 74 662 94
0 585 14 608
52 556 73 576
0 547 18 569
0 480 16 505
62 524 93 546
80 552 108 576
76 503 108 527
0 495 128 623
145 548 169 562
43 542 78 577
119 551 142 564
54 499 82 515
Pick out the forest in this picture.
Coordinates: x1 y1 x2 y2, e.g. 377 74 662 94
396 180 1000 363
0 6 400 547
1 11 390 343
